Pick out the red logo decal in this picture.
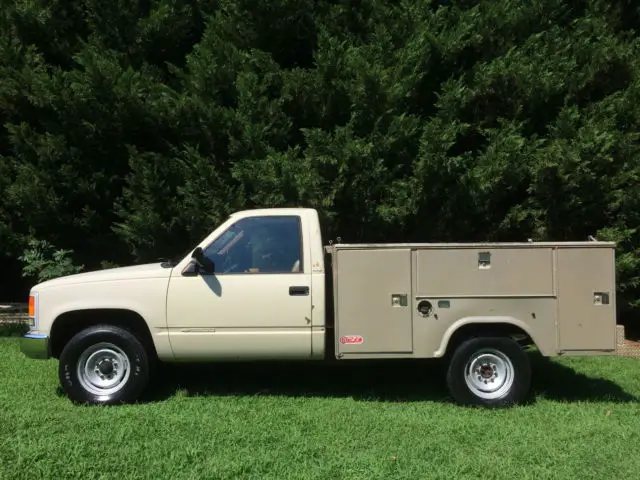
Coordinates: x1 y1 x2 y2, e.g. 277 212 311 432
340 335 363 345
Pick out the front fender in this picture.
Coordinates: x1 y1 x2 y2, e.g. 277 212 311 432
37 278 173 361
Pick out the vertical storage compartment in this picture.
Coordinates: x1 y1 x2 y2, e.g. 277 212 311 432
557 246 616 351
333 248 413 355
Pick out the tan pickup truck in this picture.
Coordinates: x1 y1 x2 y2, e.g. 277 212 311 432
20 207 617 407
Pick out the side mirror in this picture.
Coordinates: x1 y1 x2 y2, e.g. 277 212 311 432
191 247 215 274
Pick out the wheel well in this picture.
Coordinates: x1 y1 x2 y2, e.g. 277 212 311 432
50 309 157 360
444 323 535 357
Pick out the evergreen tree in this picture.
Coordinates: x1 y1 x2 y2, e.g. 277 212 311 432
0 0 638 326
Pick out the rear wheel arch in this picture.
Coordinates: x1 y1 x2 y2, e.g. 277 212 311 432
50 308 157 361
440 319 537 359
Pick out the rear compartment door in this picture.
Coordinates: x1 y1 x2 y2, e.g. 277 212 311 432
557 247 617 351
334 248 413 355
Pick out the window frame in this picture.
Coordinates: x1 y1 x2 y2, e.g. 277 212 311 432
202 215 305 276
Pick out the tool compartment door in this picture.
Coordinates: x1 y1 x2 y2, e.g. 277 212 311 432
334 248 413 355
557 247 616 351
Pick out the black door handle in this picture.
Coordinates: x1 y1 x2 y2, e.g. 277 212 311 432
289 286 309 296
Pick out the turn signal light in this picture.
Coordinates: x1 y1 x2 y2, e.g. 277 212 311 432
28 295 35 317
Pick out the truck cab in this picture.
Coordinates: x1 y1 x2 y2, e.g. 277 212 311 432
164 208 328 362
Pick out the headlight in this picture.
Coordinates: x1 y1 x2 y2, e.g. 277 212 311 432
28 292 39 329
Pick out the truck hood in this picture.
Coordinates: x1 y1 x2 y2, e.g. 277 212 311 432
34 263 173 290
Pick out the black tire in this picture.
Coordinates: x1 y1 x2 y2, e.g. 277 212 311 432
445 336 531 408
58 324 150 405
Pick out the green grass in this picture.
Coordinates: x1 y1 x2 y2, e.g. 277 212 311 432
1 338 640 480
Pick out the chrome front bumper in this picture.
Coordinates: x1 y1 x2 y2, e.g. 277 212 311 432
20 333 51 359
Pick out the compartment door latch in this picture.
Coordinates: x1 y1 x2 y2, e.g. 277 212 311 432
391 294 408 307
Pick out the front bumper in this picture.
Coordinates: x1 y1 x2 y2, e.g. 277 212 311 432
20 333 51 359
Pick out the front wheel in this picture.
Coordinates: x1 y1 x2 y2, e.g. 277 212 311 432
59 324 150 405
446 336 531 407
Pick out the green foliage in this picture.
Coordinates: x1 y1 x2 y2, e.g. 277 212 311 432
0 0 639 321
19 239 84 283
0 321 28 337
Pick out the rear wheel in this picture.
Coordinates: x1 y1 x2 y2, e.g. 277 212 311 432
446 336 531 407
59 324 150 405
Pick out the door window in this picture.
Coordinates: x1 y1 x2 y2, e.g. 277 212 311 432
203 216 303 274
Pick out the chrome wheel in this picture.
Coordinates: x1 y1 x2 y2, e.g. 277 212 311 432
76 342 131 396
463 348 514 400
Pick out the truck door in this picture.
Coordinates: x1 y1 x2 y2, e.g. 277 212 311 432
334 248 413 355
165 214 313 360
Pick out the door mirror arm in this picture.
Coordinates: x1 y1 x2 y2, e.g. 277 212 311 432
183 247 215 276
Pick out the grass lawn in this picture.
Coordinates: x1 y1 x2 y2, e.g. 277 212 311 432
1 337 640 479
